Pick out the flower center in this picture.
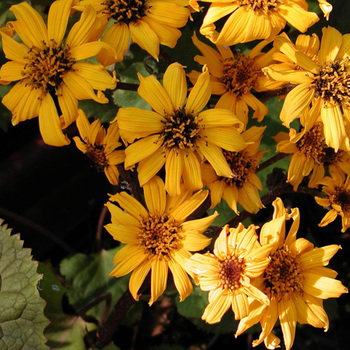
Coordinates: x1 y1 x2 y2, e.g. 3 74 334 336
312 58 350 106
219 256 245 291
22 39 75 94
160 108 202 150
219 54 260 97
139 215 182 260
263 246 304 301
239 0 281 14
333 187 350 212
85 142 108 171
222 150 258 188
104 0 149 23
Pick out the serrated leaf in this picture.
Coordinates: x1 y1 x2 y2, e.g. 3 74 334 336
0 219 49 350
38 262 97 350
59 247 129 320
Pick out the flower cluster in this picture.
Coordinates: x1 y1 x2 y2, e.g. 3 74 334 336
0 0 349 349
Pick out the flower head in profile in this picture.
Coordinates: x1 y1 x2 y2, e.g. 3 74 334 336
185 224 271 324
276 119 350 191
315 171 350 232
264 26 350 152
75 0 190 63
0 0 117 146
236 198 348 350
198 0 319 46
116 62 247 196
188 34 281 125
105 176 218 305
73 110 125 185
201 126 266 214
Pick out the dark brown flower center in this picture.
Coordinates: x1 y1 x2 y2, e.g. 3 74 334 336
263 246 304 301
104 0 149 23
139 215 182 260
239 0 281 14
219 54 260 97
333 187 350 212
219 256 245 291
312 58 350 106
22 39 75 94
222 150 258 188
85 142 108 171
160 108 201 150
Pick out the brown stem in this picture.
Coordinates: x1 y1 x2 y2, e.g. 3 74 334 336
116 81 139 91
254 84 295 102
257 152 289 173
96 206 109 250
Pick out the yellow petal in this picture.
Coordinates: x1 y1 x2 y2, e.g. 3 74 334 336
202 290 231 324
168 259 193 301
38 94 69 146
70 41 117 63
143 175 166 216
0 30 29 63
213 226 229 257
149 258 168 305
182 150 203 191
181 211 218 233
319 26 342 63
104 223 139 244
105 201 140 227
164 149 183 196
110 191 148 220
199 108 243 130
231 293 249 320
278 297 297 350
129 259 152 301
300 245 341 269
163 62 187 110
58 83 79 129
138 148 166 186
0 61 25 82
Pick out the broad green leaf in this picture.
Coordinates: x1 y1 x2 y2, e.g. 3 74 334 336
38 262 97 350
0 219 49 349
59 247 129 320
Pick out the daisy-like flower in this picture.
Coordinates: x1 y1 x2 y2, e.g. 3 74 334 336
116 62 247 196
0 0 117 146
197 0 319 46
188 34 282 126
184 224 271 324
105 175 218 305
276 120 350 191
264 26 350 152
315 171 350 232
201 126 266 214
236 198 348 350
74 0 190 63
73 110 125 185
318 0 333 20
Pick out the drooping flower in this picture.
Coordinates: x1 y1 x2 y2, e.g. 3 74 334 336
185 224 271 324
264 26 350 152
105 175 218 305
315 171 350 232
75 0 190 63
276 120 350 191
188 33 282 126
318 0 333 20
0 0 117 146
201 126 266 214
116 62 247 196
197 0 319 46
236 198 348 350
73 110 125 185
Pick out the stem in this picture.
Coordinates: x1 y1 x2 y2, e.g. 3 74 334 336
257 152 289 173
116 81 139 91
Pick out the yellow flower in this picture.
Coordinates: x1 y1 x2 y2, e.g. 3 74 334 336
116 62 247 196
276 120 350 191
0 0 117 146
188 33 282 125
185 224 271 324
201 126 266 214
264 26 350 152
318 0 332 20
198 0 319 46
236 198 348 350
315 171 350 232
105 176 218 305
73 110 125 185
75 0 190 63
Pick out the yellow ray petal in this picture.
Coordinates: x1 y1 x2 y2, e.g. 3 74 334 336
163 63 187 110
0 61 25 82
300 245 341 269
199 108 243 130
182 151 203 191
242 93 268 122
201 127 246 152
0 30 29 63
58 83 79 129
38 93 69 146
47 0 73 45
181 212 218 233
2 82 28 117
104 223 139 244
231 293 249 320
9 1 48 49
319 26 342 63
202 289 231 324
149 258 168 305
213 226 229 257
143 176 166 216
129 259 152 301
105 201 140 227
164 149 183 196
168 259 193 301
138 148 166 186
110 191 148 220
278 297 297 350
130 20 159 60
146 1 189 27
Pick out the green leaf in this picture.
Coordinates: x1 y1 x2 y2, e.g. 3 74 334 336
38 262 97 350
0 219 49 349
59 247 129 320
